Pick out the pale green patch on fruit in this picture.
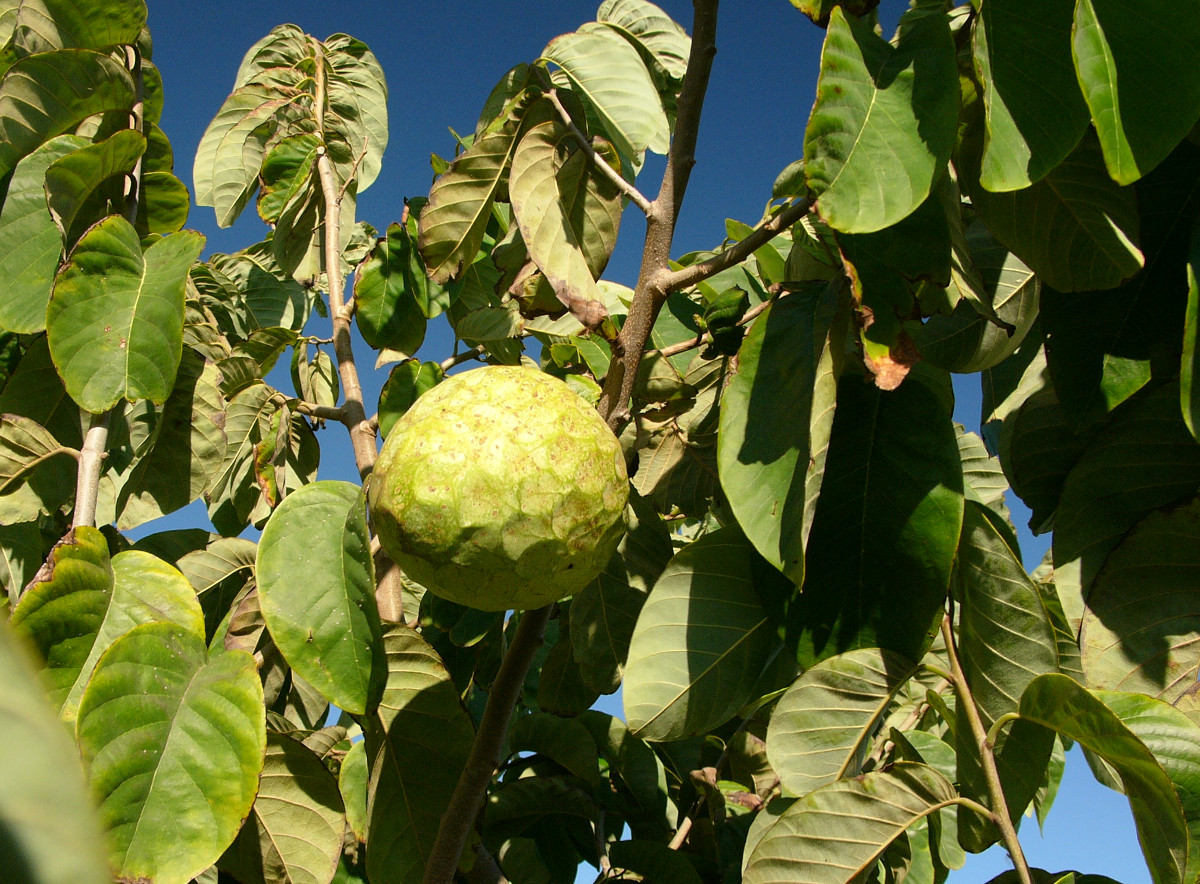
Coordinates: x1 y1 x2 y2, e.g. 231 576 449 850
369 366 628 611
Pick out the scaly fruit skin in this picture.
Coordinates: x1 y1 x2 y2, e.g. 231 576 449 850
369 366 629 611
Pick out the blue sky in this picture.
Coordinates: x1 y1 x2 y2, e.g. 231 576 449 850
145 1 1147 880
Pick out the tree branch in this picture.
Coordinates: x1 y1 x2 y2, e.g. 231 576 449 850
546 90 653 215
440 344 487 372
596 0 721 431
422 606 553 884
941 615 1034 884
312 39 405 623
659 197 812 294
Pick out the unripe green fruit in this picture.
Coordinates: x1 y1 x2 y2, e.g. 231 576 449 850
368 366 629 611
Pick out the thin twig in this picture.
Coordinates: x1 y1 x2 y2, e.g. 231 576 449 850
546 90 653 215
652 291 776 360
441 344 488 372
270 391 346 423
422 606 553 884
941 615 1035 884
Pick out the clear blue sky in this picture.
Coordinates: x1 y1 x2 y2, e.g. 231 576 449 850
145 1 1147 880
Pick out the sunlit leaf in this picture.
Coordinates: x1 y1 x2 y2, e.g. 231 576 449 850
43 129 145 245
257 480 385 716
804 8 957 233
340 739 368 843
76 622 265 884
377 360 442 439
10 0 145 55
597 0 690 83
46 217 203 412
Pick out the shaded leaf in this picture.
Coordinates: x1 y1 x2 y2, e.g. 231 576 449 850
623 526 774 742
354 222 428 354
339 739 368 843
43 128 144 245
377 360 442 439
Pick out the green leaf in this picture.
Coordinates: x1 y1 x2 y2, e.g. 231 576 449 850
219 733 346 884
511 711 601 784
8 526 112 710
1081 497 1200 703
257 480 386 716
608 841 703 884
209 244 313 332
0 620 111 884
596 0 690 83
0 49 134 179
1072 0 1200 185
419 97 548 284
577 710 677 837
914 222 1039 374
542 22 669 157
744 762 959 883
377 360 442 438
570 487 673 693
454 303 522 341
1017 674 1187 884
323 33 389 192
957 426 1010 518
46 217 203 412
110 350 227 530
0 521 44 605
0 412 74 505
10 0 146 55
137 170 190 236
256 133 319 223
1053 384 1200 579
354 222 428 354
0 135 86 334
340 739 368 842
193 84 290 227
43 129 145 246
767 648 918 794
968 131 1143 292
718 282 840 585
791 370 963 666
364 626 475 884
76 622 266 884
955 500 1059 850
509 120 618 327
1183 224 1200 439
536 614 600 717
59 549 202 723
1098 691 1200 884
623 526 774 742
804 8 957 233
972 0 1089 192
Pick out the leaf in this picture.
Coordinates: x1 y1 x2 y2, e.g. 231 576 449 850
353 223 428 354
257 480 386 716
718 281 840 584
804 8 957 234
791 370 963 666
0 412 73 502
1081 497 1200 703
577 710 677 838
193 84 290 227
419 96 548 284
542 23 669 157
8 526 112 708
0 135 85 334
0 521 44 605
137 170 190 236
766 648 918 794
0 620 111 884
972 0 1089 192
219 733 345 884
596 0 691 83
340 739 368 843
623 526 774 742
377 360 442 438
43 128 145 245
914 222 1039 374
743 762 959 883
1072 0 1200 185
363 626 475 884
454 303 522 341
967 131 1143 292
111 350 227 530
1183 225 1200 439
1053 383 1200 579
209 245 313 332
60 549 203 723
0 49 135 179
536 614 600 717
570 487 673 693
509 120 617 327
46 217 204 412
76 622 266 884
10 0 145 54
954 500 1059 850
205 382 276 534
510 712 601 784
608 841 703 884
323 33 389 192
1017 674 1188 884
957 426 1009 518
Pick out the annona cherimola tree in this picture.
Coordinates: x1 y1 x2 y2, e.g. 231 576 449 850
2 2 1200 884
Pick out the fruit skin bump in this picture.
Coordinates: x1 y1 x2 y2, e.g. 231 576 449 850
368 365 629 612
